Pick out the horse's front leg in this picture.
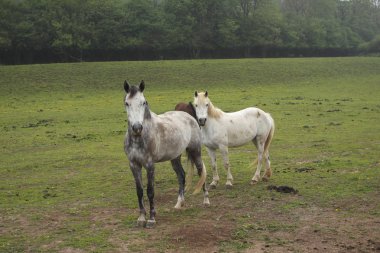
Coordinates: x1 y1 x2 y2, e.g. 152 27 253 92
171 157 185 209
130 162 146 227
219 145 233 188
146 163 156 228
207 148 219 189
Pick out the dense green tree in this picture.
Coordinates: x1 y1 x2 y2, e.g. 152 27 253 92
123 0 167 50
163 0 234 57
0 0 379 63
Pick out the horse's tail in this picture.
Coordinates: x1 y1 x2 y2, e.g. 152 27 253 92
252 115 275 165
185 151 206 195
185 156 194 192
193 162 206 194
264 115 275 158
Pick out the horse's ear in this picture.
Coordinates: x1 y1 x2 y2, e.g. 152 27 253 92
205 91 208 97
124 80 130 93
195 91 198 97
139 80 145 92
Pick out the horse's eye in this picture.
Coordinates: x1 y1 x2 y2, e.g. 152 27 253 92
206 103 209 107
142 101 147 106
125 102 129 107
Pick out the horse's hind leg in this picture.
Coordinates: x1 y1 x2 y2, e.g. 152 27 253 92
262 151 272 181
251 138 264 184
171 156 185 209
219 145 233 188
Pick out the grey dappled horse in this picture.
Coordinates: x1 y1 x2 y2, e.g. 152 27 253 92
123 81 209 228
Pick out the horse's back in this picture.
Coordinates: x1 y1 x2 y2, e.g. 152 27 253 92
147 111 197 162
157 110 201 140
159 110 198 128
220 107 273 147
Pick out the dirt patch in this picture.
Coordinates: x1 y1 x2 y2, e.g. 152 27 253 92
168 218 234 252
4 189 379 253
237 201 380 253
59 247 86 253
289 207 380 252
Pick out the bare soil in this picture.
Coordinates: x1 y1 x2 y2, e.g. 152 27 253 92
3 188 379 253
115 189 380 252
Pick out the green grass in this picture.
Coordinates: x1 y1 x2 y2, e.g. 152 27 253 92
1 57 380 252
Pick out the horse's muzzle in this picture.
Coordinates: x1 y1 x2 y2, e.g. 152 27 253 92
198 118 207 126
132 123 143 135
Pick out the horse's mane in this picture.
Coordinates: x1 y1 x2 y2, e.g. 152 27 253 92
208 101 223 119
188 102 198 121
196 92 224 119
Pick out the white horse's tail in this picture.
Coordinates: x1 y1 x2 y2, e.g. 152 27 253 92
252 116 275 166
193 162 206 194
264 116 275 158
185 153 206 195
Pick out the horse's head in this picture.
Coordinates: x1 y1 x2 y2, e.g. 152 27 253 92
124 80 150 136
193 91 209 126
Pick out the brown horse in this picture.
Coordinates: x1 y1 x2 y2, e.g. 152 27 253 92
175 102 198 122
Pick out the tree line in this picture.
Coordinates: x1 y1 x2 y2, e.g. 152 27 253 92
0 0 379 64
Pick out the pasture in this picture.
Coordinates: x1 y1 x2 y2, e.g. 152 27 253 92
1 57 380 252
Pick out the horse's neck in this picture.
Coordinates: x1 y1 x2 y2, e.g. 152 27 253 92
141 111 158 138
208 103 224 119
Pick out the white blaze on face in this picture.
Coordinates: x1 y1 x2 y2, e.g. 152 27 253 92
193 92 210 124
125 91 146 127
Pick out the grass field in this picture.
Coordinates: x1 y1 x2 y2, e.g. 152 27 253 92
1 57 380 252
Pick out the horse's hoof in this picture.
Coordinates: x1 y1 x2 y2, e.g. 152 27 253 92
209 181 218 189
225 183 233 189
146 219 156 228
174 203 184 209
136 220 147 227
203 198 210 207
250 180 258 185
262 177 270 182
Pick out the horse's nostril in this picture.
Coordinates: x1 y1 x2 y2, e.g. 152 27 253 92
198 118 207 126
132 123 143 133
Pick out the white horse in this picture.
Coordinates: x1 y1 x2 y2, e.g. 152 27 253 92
193 91 275 188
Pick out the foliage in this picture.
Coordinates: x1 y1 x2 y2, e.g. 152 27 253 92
0 0 380 63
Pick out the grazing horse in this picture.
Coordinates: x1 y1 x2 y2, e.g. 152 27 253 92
193 91 275 188
123 80 209 228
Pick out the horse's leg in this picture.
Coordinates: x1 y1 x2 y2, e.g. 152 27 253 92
207 148 219 189
171 156 185 209
146 163 156 228
219 145 233 188
192 155 210 206
251 138 265 184
130 162 146 227
262 151 272 181
187 147 210 205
